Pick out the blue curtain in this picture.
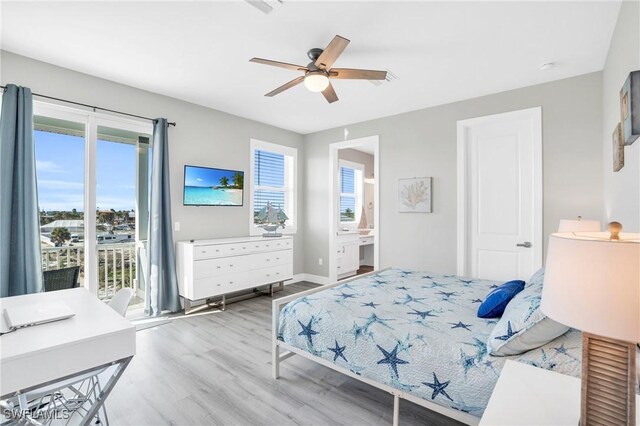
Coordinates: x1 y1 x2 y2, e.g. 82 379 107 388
146 118 181 315
0 84 43 297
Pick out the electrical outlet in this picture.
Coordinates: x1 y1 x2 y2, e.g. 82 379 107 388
318 258 323 266
174 221 180 231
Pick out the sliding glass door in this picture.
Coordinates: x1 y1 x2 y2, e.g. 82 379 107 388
34 102 152 307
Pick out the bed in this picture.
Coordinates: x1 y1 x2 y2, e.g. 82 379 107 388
272 269 582 425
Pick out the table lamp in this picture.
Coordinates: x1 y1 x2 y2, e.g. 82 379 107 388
557 216 601 233
542 223 639 425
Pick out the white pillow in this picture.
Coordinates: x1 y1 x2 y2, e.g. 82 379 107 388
487 270 569 356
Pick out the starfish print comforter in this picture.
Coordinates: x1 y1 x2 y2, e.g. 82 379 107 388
277 269 582 417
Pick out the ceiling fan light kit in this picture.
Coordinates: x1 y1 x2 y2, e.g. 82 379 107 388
304 71 330 92
250 35 387 103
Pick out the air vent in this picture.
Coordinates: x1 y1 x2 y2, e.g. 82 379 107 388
246 0 284 14
369 69 398 86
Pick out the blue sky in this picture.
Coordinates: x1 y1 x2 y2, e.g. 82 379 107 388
35 130 136 211
184 165 242 187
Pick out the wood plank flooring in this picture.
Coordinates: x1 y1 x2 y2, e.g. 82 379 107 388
108 283 465 426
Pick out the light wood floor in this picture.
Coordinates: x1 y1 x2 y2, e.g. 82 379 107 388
108 282 465 426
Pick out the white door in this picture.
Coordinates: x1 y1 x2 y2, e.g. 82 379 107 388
457 107 542 281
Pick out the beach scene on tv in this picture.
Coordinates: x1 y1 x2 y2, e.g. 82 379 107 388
183 165 244 206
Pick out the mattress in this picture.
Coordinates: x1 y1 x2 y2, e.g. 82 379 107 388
278 269 582 417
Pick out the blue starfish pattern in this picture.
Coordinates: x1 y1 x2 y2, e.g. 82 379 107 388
277 268 584 415
450 321 472 331
362 313 394 333
459 349 476 375
328 340 347 362
297 319 318 345
524 296 541 321
494 321 520 341
552 344 579 361
337 291 356 300
376 344 408 378
422 373 453 401
351 322 365 341
407 308 438 320
394 294 426 305
437 290 457 299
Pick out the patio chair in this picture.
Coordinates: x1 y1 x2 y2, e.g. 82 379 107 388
43 266 80 292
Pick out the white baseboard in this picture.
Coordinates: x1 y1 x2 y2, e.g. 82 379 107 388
287 273 331 286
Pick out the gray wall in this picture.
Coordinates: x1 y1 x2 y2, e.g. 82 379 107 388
602 1 640 232
304 72 603 277
338 148 375 227
0 51 306 274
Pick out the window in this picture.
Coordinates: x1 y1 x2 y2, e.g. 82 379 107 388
339 160 364 224
33 101 151 307
250 139 297 233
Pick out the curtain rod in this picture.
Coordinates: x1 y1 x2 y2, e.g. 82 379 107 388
1 85 176 127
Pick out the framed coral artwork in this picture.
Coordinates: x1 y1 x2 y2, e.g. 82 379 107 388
399 177 432 213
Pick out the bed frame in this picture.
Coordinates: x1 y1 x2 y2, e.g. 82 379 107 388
272 270 480 426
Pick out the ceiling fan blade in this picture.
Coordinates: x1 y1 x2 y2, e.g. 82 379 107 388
322 83 339 104
265 76 305 97
315 35 350 69
329 68 387 80
250 57 308 72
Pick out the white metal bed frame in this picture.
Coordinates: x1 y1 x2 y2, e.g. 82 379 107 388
272 270 480 426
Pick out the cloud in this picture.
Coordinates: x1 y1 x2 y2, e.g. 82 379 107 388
36 160 65 173
197 178 203 182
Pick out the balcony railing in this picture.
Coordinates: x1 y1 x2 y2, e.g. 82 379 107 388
41 242 137 300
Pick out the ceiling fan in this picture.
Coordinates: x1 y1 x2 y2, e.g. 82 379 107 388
250 35 387 103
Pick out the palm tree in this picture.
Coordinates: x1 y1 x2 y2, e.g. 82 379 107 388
232 172 243 189
220 176 229 187
51 227 71 246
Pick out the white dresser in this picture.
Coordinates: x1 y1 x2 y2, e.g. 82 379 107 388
176 236 293 312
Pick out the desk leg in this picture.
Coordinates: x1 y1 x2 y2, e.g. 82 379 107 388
80 357 132 426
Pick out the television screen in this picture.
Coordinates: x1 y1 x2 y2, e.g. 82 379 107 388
183 165 244 206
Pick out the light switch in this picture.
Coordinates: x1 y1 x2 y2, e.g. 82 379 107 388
174 221 180 231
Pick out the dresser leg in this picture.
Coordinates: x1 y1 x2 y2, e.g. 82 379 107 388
222 295 226 311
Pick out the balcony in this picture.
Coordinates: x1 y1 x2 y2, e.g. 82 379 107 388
41 242 138 301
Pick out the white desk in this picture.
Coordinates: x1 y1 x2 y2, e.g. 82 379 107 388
0 288 135 424
480 360 640 425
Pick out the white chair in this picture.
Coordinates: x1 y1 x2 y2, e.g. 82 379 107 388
108 288 134 317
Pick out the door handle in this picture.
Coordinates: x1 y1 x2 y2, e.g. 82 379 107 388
516 242 532 248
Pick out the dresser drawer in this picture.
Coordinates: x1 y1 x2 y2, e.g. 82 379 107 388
249 250 292 270
193 244 227 260
194 256 247 279
250 264 292 286
191 273 248 300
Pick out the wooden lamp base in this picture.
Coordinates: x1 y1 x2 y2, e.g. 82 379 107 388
581 332 637 426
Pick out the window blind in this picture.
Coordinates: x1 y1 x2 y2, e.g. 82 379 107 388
254 149 286 221
340 166 356 222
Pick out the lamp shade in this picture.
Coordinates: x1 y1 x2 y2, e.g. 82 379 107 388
541 232 640 343
557 218 601 232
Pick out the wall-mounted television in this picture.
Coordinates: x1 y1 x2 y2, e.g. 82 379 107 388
183 165 244 206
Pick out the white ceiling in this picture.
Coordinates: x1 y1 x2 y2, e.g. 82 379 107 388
1 1 621 134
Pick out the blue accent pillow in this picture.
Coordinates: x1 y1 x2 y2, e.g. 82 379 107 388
477 280 525 318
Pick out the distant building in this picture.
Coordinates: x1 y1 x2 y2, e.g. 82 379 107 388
40 220 84 237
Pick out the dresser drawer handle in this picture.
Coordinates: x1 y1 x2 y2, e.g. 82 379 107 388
229 281 234 284
230 264 234 267
216 266 221 269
